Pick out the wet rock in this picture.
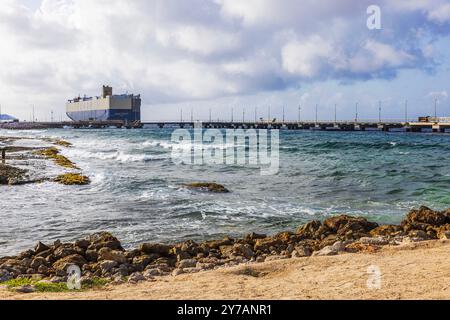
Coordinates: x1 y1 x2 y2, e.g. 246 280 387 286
98 248 127 264
183 182 230 193
0 164 29 185
140 243 171 256
15 285 36 294
177 259 197 269
34 242 50 255
128 272 146 283
54 173 90 185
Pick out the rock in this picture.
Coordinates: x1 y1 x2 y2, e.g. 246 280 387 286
205 237 234 249
0 270 12 282
20 258 32 269
245 232 267 241
323 215 378 240
439 230 450 240
172 268 184 277
15 285 36 294
53 254 87 272
87 232 123 251
296 220 322 239
75 239 90 250
177 252 192 261
132 255 157 270
126 249 142 260
196 262 215 270
140 243 171 256
293 246 312 257
183 182 230 193
359 237 390 246
85 250 99 262
54 173 90 185
312 246 336 256
34 242 50 255
370 225 404 237
313 241 345 256
37 265 51 275
53 246 78 260
30 257 48 269
402 206 447 227
233 244 254 259
408 230 429 240
98 248 127 264
0 164 28 185
128 272 146 283
177 259 197 269
99 260 119 274
254 238 282 252
143 268 163 277
18 250 34 259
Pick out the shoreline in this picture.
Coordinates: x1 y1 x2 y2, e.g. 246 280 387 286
1 239 449 300
1 206 449 298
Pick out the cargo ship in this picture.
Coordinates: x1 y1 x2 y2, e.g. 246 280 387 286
66 86 141 122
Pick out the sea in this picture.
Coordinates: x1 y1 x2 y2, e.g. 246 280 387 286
1 128 450 256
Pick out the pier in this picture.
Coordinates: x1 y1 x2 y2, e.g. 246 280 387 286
2 118 450 133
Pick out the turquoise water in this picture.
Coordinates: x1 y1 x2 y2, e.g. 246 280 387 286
1 128 450 255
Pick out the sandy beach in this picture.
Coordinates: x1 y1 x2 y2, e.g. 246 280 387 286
1 239 449 300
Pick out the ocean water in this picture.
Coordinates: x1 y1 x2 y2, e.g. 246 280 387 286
1 128 450 256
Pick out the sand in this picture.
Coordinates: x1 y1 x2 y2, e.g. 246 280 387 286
1 239 449 300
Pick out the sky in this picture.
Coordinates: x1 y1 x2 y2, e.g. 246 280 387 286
0 0 450 122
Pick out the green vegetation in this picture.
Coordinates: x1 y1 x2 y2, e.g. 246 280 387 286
54 173 90 185
35 147 78 169
1 277 110 293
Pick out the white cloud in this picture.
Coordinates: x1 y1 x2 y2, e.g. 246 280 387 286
281 37 334 77
0 0 448 121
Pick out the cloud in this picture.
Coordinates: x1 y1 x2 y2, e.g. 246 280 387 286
0 0 449 120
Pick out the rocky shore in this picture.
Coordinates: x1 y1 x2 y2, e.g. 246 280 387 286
0 136 89 185
1 206 449 293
